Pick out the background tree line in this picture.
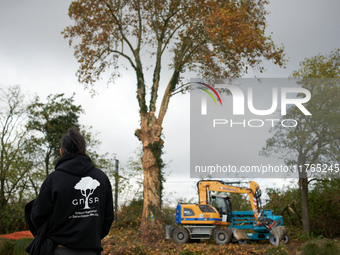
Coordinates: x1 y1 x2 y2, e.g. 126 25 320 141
0 86 116 234
265 178 340 238
262 49 340 237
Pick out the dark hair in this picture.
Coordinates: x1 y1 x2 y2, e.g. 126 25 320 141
60 127 86 156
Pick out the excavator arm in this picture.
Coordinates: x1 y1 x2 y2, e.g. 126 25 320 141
197 180 261 219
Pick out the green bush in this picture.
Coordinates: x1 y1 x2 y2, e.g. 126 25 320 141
299 242 321 255
0 202 27 234
162 205 176 225
117 198 143 228
265 178 340 238
13 238 32 255
299 240 340 255
264 244 289 255
308 179 340 238
0 238 33 255
116 198 177 228
0 238 14 255
321 240 340 255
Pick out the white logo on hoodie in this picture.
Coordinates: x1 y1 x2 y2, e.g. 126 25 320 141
73 176 100 209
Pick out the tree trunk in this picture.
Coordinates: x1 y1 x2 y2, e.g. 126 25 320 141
298 155 310 236
299 177 310 236
0 179 6 210
135 112 164 241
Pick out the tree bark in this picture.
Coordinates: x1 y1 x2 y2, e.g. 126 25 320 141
299 177 310 236
135 112 164 240
298 155 310 236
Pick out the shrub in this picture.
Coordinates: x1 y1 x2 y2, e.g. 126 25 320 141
162 205 176 225
321 240 339 255
0 202 27 234
265 178 340 238
264 244 289 255
0 238 14 255
0 238 33 255
117 199 143 228
299 240 340 255
116 199 177 228
13 238 32 255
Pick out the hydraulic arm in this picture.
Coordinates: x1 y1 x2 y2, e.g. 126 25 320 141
197 180 262 219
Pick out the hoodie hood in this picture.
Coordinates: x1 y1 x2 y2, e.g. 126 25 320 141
55 154 95 176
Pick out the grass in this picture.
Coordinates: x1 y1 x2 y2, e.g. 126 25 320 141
298 239 340 255
0 238 33 255
13 238 32 255
264 245 289 255
0 238 14 255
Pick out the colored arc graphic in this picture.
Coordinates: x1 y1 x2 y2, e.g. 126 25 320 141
195 82 223 106
198 87 217 105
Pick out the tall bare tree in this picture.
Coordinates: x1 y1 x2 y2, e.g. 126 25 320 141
0 85 30 209
63 0 285 237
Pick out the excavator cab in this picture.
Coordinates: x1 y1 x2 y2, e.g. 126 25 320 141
210 195 232 223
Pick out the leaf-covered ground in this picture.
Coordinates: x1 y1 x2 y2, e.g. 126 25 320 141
1 228 338 255
102 227 306 255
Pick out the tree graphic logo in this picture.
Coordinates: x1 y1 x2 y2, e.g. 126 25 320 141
74 176 100 209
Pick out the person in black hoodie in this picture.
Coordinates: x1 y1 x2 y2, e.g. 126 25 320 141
29 127 114 255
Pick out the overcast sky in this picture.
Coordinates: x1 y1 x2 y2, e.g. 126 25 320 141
0 0 339 204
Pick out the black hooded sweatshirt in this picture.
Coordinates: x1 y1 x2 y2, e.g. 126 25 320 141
30 154 114 254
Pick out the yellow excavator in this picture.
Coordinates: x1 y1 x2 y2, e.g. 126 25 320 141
166 180 287 245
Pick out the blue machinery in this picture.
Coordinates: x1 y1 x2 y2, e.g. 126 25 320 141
230 210 289 245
